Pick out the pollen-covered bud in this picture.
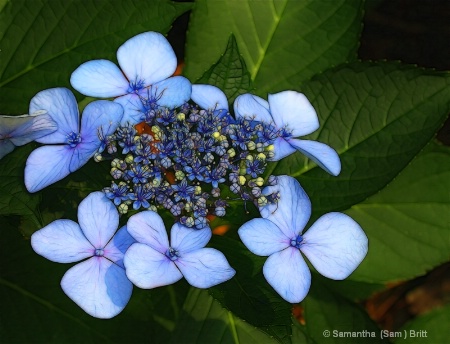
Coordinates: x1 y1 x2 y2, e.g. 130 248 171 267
227 148 236 157
247 141 256 150
118 203 128 214
238 176 246 185
177 112 186 121
175 170 185 180
125 154 134 164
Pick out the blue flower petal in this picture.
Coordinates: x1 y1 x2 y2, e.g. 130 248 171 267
233 94 272 123
77 192 119 248
289 139 341 176
104 225 136 268
270 137 296 161
25 145 73 192
126 211 169 254
176 248 235 288
70 60 129 98
80 100 123 142
61 257 132 319
268 91 319 137
301 212 368 280
170 223 211 254
191 84 228 110
238 218 290 256
2 113 57 146
154 76 192 109
117 32 177 87
29 88 79 144
114 93 146 125
124 243 182 288
31 219 93 263
260 175 311 238
263 247 311 303
0 140 15 159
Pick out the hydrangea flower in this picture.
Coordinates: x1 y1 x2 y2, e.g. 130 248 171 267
234 91 341 176
31 192 136 318
25 87 123 192
70 31 191 125
0 111 57 160
238 175 368 303
124 210 236 289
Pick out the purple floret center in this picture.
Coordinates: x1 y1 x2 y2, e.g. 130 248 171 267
290 234 303 249
94 248 104 257
66 131 81 148
166 247 179 261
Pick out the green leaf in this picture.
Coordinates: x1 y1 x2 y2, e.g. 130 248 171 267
394 305 450 344
209 235 293 344
185 0 364 94
0 0 191 113
196 35 253 103
302 276 386 344
270 62 450 218
172 288 279 343
346 141 450 283
0 145 40 224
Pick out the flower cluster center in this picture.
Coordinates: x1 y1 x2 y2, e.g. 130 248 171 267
66 131 81 147
290 234 304 249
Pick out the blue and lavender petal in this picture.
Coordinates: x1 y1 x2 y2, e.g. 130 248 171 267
263 247 311 303
191 84 228 111
300 212 368 280
61 257 132 319
29 88 79 144
70 60 130 98
31 219 93 263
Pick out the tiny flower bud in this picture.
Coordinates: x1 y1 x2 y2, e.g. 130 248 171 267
94 153 103 162
125 154 134 164
175 170 185 180
118 203 128 214
238 176 246 185
247 141 256 150
257 196 268 207
177 113 186 121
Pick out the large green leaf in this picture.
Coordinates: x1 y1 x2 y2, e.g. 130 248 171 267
209 235 293 344
270 62 450 218
302 276 386 344
0 0 191 113
346 141 450 283
0 145 40 223
171 288 280 343
196 34 253 103
185 0 364 95
394 305 450 344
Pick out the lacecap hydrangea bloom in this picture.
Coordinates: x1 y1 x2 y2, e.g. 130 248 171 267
234 91 341 176
25 87 123 192
71 31 191 125
31 192 136 318
124 210 236 289
0 111 57 160
238 175 368 303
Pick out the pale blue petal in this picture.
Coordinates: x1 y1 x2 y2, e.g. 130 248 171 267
268 91 319 137
104 225 137 268
61 257 132 319
259 175 311 238
153 76 192 108
31 219 93 263
70 60 129 97
170 223 211 254
80 100 123 144
191 84 228 110
289 139 341 176
4 114 57 146
114 93 146 125
0 140 14 159
117 32 177 87
270 137 296 161
29 88 79 144
124 243 182 288
263 247 311 303
301 212 368 280
25 145 73 192
176 248 235 288
68 141 101 172
126 211 169 254
238 218 290 256
77 192 119 248
233 94 272 123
